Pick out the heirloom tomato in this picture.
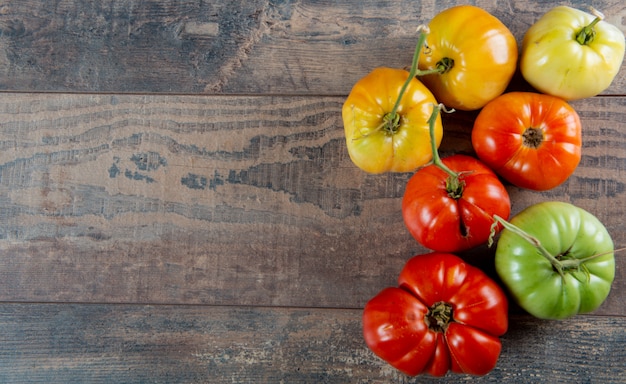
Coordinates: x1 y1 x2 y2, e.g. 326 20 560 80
493 202 615 320
363 252 508 377
472 92 582 191
521 6 626 100
403 105 510 252
342 67 442 173
418 5 518 111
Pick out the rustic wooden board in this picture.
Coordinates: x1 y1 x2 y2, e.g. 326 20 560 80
1 0 626 382
0 93 624 315
0 0 624 94
0 303 624 384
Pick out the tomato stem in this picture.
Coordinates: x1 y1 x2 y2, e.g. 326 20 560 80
386 25 454 133
576 7 605 45
491 215 567 279
426 103 468 198
491 217 621 278
559 247 623 268
386 26 431 131
427 104 455 178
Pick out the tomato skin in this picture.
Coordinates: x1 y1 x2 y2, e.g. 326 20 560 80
472 92 582 191
495 202 615 320
402 155 511 252
342 67 442 173
362 287 435 375
521 6 626 100
363 253 508 377
418 5 518 111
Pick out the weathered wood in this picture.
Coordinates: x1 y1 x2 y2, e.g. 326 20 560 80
0 303 624 384
0 0 624 94
1 1 625 381
0 93 624 315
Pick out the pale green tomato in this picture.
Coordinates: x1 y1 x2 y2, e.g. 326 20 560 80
494 202 615 320
521 6 625 100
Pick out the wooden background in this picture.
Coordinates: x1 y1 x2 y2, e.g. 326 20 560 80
0 0 624 382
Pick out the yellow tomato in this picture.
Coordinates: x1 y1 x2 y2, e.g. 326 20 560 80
342 67 442 174
521 6 625 100
418 5 518 111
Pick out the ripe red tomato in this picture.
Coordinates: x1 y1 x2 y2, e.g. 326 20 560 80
402 154 511 252
471 92 582 191
363 253 508 376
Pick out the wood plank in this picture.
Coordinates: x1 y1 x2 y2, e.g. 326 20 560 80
0 303 624 383
0 0 624 95
0 93 624 314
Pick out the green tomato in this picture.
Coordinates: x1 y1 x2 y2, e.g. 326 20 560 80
520 6 625 100
494 202 615 320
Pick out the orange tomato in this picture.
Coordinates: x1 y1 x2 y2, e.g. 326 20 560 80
472 92 582 191
418 5 518 111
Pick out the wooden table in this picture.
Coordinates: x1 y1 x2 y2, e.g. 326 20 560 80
0 1 624 382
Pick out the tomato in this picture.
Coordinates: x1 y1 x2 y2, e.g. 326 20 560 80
402 154 511 252
363 253 508 377
418 5 518 111
342 67 442 173
493 202 615 320
521 6 625 100
472 92 582 191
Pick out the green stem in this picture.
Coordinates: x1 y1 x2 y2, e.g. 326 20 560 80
576 7 604 45
425 103 468 199
389 27 461 196
492 215 566 279
427 104 456 179
559 247 623 268
387 26 430 125
491 217 623 276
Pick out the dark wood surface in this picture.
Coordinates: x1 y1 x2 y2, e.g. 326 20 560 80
0 1 624 382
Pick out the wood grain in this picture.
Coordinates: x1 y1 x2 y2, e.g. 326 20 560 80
0 93 624 315
0 0 624 94
0 303 624 383
1 1 625 382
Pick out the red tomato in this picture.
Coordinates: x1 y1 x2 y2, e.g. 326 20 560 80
363 253 508 376
471 92 582 191
402 154 511 252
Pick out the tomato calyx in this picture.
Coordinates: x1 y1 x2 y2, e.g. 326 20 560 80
418 36 455 77
381 112 401 135
522 127 544 149
424 301 454 333
435 57 455 74
576 7 604 46
445 174 465 199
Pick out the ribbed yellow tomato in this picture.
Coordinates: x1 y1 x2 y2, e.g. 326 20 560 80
342 67 442 174
418 5 518 111
521 6 625 100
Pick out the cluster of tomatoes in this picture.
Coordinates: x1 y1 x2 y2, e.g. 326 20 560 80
341 5 625 377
